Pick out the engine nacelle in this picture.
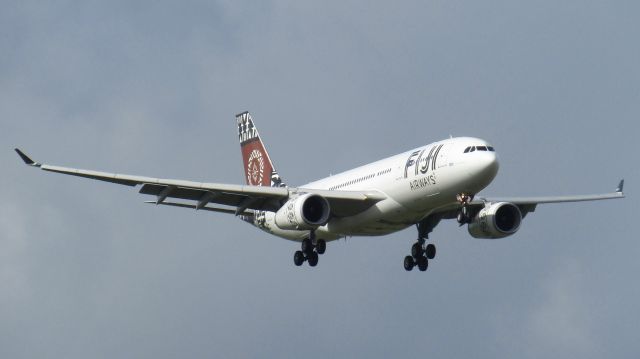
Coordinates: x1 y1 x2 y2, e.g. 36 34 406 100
468 202 522 239
274 193 331 230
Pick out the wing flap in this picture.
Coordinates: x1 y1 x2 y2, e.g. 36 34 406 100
144 201 254 216
138 183 281 211
140 184 218 202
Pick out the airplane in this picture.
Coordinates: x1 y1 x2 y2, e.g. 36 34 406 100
15 111 625 271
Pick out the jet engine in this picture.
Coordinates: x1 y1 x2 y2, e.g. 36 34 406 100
274 193 331 230
468 202 522 239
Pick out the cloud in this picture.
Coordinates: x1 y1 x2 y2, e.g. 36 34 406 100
525 259 600 358
0 202 31 307
1 1 638 358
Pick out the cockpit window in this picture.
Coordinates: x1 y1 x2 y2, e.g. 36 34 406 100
464 145 495 153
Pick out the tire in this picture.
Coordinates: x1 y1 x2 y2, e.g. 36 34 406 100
404 256 414 271
316 239 326 255
308 252 319 267
425 243 436 260
417 256 428 271
294 251 305 266
411 243 423 258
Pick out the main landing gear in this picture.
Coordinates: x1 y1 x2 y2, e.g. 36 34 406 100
405 213 443 272
404 238 436 272
293 231 327 267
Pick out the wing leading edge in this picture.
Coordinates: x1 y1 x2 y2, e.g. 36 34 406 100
470 179 625 216
14 149 386 218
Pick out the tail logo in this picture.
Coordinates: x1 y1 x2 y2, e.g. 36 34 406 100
247 149 265 186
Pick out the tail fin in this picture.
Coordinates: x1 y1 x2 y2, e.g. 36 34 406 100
236 111 285 187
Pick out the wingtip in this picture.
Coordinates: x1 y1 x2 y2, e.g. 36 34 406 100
14 148 41 167
616 179 624 193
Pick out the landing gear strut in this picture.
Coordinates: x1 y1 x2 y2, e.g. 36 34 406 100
456 193 474 224
293 231 326 267
405 215 442 272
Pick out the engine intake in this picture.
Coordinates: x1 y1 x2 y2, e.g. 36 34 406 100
274 193 331 230
468 202 522 239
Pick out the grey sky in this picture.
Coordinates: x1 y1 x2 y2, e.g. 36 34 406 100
2 1 638 358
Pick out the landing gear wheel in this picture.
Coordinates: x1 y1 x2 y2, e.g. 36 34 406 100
293 251 305 266
404 256 415 271
425 243 436 260
301 238 313 254
411 243 423 258
417 256 428 271
316 239 326 255
307 252 319 267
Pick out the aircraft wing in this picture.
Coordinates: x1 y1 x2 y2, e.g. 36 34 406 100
15 149 385 217
470 180 625 216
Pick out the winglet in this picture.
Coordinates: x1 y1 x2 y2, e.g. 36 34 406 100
616 179 624 193
14 148 41 167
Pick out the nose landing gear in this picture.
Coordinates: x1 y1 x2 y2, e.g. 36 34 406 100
456 193 474 225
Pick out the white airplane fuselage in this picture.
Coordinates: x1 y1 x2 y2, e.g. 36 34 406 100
250 137 499 241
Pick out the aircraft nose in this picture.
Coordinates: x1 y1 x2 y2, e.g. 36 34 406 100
479 152 499 180
470 151 499 184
